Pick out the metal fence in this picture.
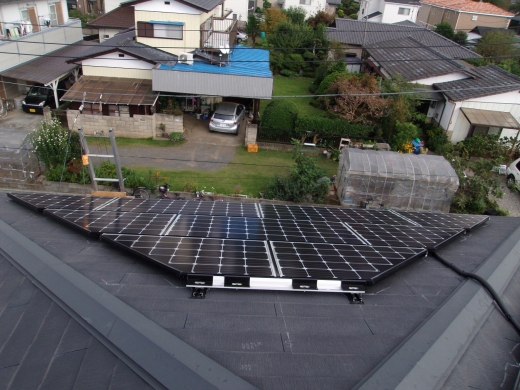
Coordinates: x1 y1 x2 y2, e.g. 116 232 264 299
0 134 41 183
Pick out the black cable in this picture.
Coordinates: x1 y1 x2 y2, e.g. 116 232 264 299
431 250 520 337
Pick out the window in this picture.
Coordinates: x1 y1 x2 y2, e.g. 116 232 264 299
300 0 311 5
137 21 183 39
49 3 58 27
472 15 478 21
103 34 109 38
20 9 29 20
398 7 410 15
118 53 124 57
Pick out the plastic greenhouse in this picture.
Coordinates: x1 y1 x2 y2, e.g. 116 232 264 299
336 148 459 212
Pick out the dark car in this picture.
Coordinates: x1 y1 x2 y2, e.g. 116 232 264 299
22 83 65 114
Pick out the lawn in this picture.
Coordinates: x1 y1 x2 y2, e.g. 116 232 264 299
127 146 338 198
260 75 327 118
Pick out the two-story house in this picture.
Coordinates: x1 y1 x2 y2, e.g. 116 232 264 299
0 0 83 104
358 0 420 24
417 0 514 31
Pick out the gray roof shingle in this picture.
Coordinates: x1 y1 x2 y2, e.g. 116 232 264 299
365 36 468 80
327 18 480 59
178 0 223 11
87 4 135 29
434 64 520 100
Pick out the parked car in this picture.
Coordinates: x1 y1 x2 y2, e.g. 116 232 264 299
22 82 65 114
236 31 248 43
506 157 520 186
209 102 245 135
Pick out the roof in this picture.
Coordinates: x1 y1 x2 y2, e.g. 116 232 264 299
326 0 342 4
67 30 178 66
460 107 520 129
470 25 515 36
393 20 422 27
365 11 382 19
365 37 467 81
420 0 514 17
0 191 520 389
159 47 272 78
385 0 420 4
87 4 135 29
61 76 158 105
434 64 520 101
326 18 480 59
0 41 91 84
177 0 224 12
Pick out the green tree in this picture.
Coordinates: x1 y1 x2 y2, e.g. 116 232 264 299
269 21 315 52
261 100 299 131
453 30 468 46
390 121 419 152
475 30 517 63
434 22 455 40
245 14 262 47
283 6 307 25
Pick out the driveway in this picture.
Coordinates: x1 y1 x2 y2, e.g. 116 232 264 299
89 113 246 171
0 109 43 150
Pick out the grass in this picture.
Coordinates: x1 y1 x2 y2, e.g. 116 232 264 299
127 146 338 198
260 75 327 118
86 136 185 148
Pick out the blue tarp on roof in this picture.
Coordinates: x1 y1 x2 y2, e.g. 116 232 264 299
158 47 272 78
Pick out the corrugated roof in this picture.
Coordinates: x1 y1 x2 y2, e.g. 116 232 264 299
0 41 91 84
393 20 422 27
461 107 520 129
87 4 135 29
421 0 514 16
61 76 158 105
159 47 272 77
434 65 520 101
327 18 480 59
365 37 467 81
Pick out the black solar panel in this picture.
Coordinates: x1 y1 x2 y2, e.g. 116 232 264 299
96 198 260 217
348 224 464 250
260 204 415 225
270 241 426 283
7 193 112 212
166 215 366 245
102 234 275 277
394 211 489 231
44 209 177 236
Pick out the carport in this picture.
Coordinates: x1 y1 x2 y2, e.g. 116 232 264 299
152 47 273 120
0 41 92 107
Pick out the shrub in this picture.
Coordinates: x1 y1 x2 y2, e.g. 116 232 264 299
295 116 372 139
284 53 305 73
337 9 345 17
261 100 299 132
349 14 358 19
315 71 350 95
302 71 316 78
93 161 155 190
390 121 419 152
169 132 186 143
424 126 450 154
280 69 299 77
31 117 79 170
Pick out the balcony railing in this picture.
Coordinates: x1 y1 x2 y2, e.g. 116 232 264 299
200 17 238 52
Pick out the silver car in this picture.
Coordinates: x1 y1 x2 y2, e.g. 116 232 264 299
209 102 245 135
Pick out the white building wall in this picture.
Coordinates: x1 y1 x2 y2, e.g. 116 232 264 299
104 0 121 13
414 72 468 85
99 28 123 42
1 0 68 36
282 0 324 17
224 0 249 21
381 3 419 23
358 0 383 20
82 53 156 71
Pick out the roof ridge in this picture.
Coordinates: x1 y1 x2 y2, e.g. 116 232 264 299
407 36 465 69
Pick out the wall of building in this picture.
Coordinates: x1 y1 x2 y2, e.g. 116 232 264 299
66 110 184 138
282 0 325 17
82 66 153 79
0 0 68 34
81 53 155 79
0 19 82 73
224 0 249 22
358 0 383 20
381 3 420 24
455 13 511 31
99 28 123 42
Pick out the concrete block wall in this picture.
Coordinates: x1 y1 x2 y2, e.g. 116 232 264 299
245 124 257 146
66 110 184 139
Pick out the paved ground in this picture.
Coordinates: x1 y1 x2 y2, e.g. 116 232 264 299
88 114 246 171
0 109 42 151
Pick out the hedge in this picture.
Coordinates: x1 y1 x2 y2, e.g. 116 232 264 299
295 117 372 139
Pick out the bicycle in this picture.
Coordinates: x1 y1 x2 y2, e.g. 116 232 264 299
112 180 150 199
158 183 185 200
0 98 15 118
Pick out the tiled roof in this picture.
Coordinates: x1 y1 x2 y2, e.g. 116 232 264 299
434 64 520 100
365 11 382 19
365 37 467 80
326 18 480 59
177 0 223 11
421 0 514 16
393 20 422 27
386 0 420 4
67 30 178 65
87 4 135 29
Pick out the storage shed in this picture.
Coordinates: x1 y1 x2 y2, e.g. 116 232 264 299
336 148 459 212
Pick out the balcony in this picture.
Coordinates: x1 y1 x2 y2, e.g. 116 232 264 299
200 17 238 53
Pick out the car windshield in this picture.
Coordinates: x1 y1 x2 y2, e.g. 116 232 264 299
28 87 49 97
214 113 234 120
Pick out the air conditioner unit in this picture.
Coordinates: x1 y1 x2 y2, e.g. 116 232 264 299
178 52 194 65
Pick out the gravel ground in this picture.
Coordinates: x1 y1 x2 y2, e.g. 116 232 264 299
492 173 520 217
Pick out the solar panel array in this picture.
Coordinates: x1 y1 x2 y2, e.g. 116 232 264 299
8 192 489 293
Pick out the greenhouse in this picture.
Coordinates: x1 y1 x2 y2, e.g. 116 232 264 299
336 148 459 212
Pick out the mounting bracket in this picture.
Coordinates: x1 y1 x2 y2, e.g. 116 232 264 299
347 293 364 304
191 287 208 299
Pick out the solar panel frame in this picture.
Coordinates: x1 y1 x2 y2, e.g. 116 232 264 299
392 210 489 231
8 193 114 212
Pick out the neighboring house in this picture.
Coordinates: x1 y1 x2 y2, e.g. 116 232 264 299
431 65 520 143
358 0 420 24
87 1 137 42
417 0 514 31
223 0 249 22
275 0 325 17
0 0 82 100
466 25 515 47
